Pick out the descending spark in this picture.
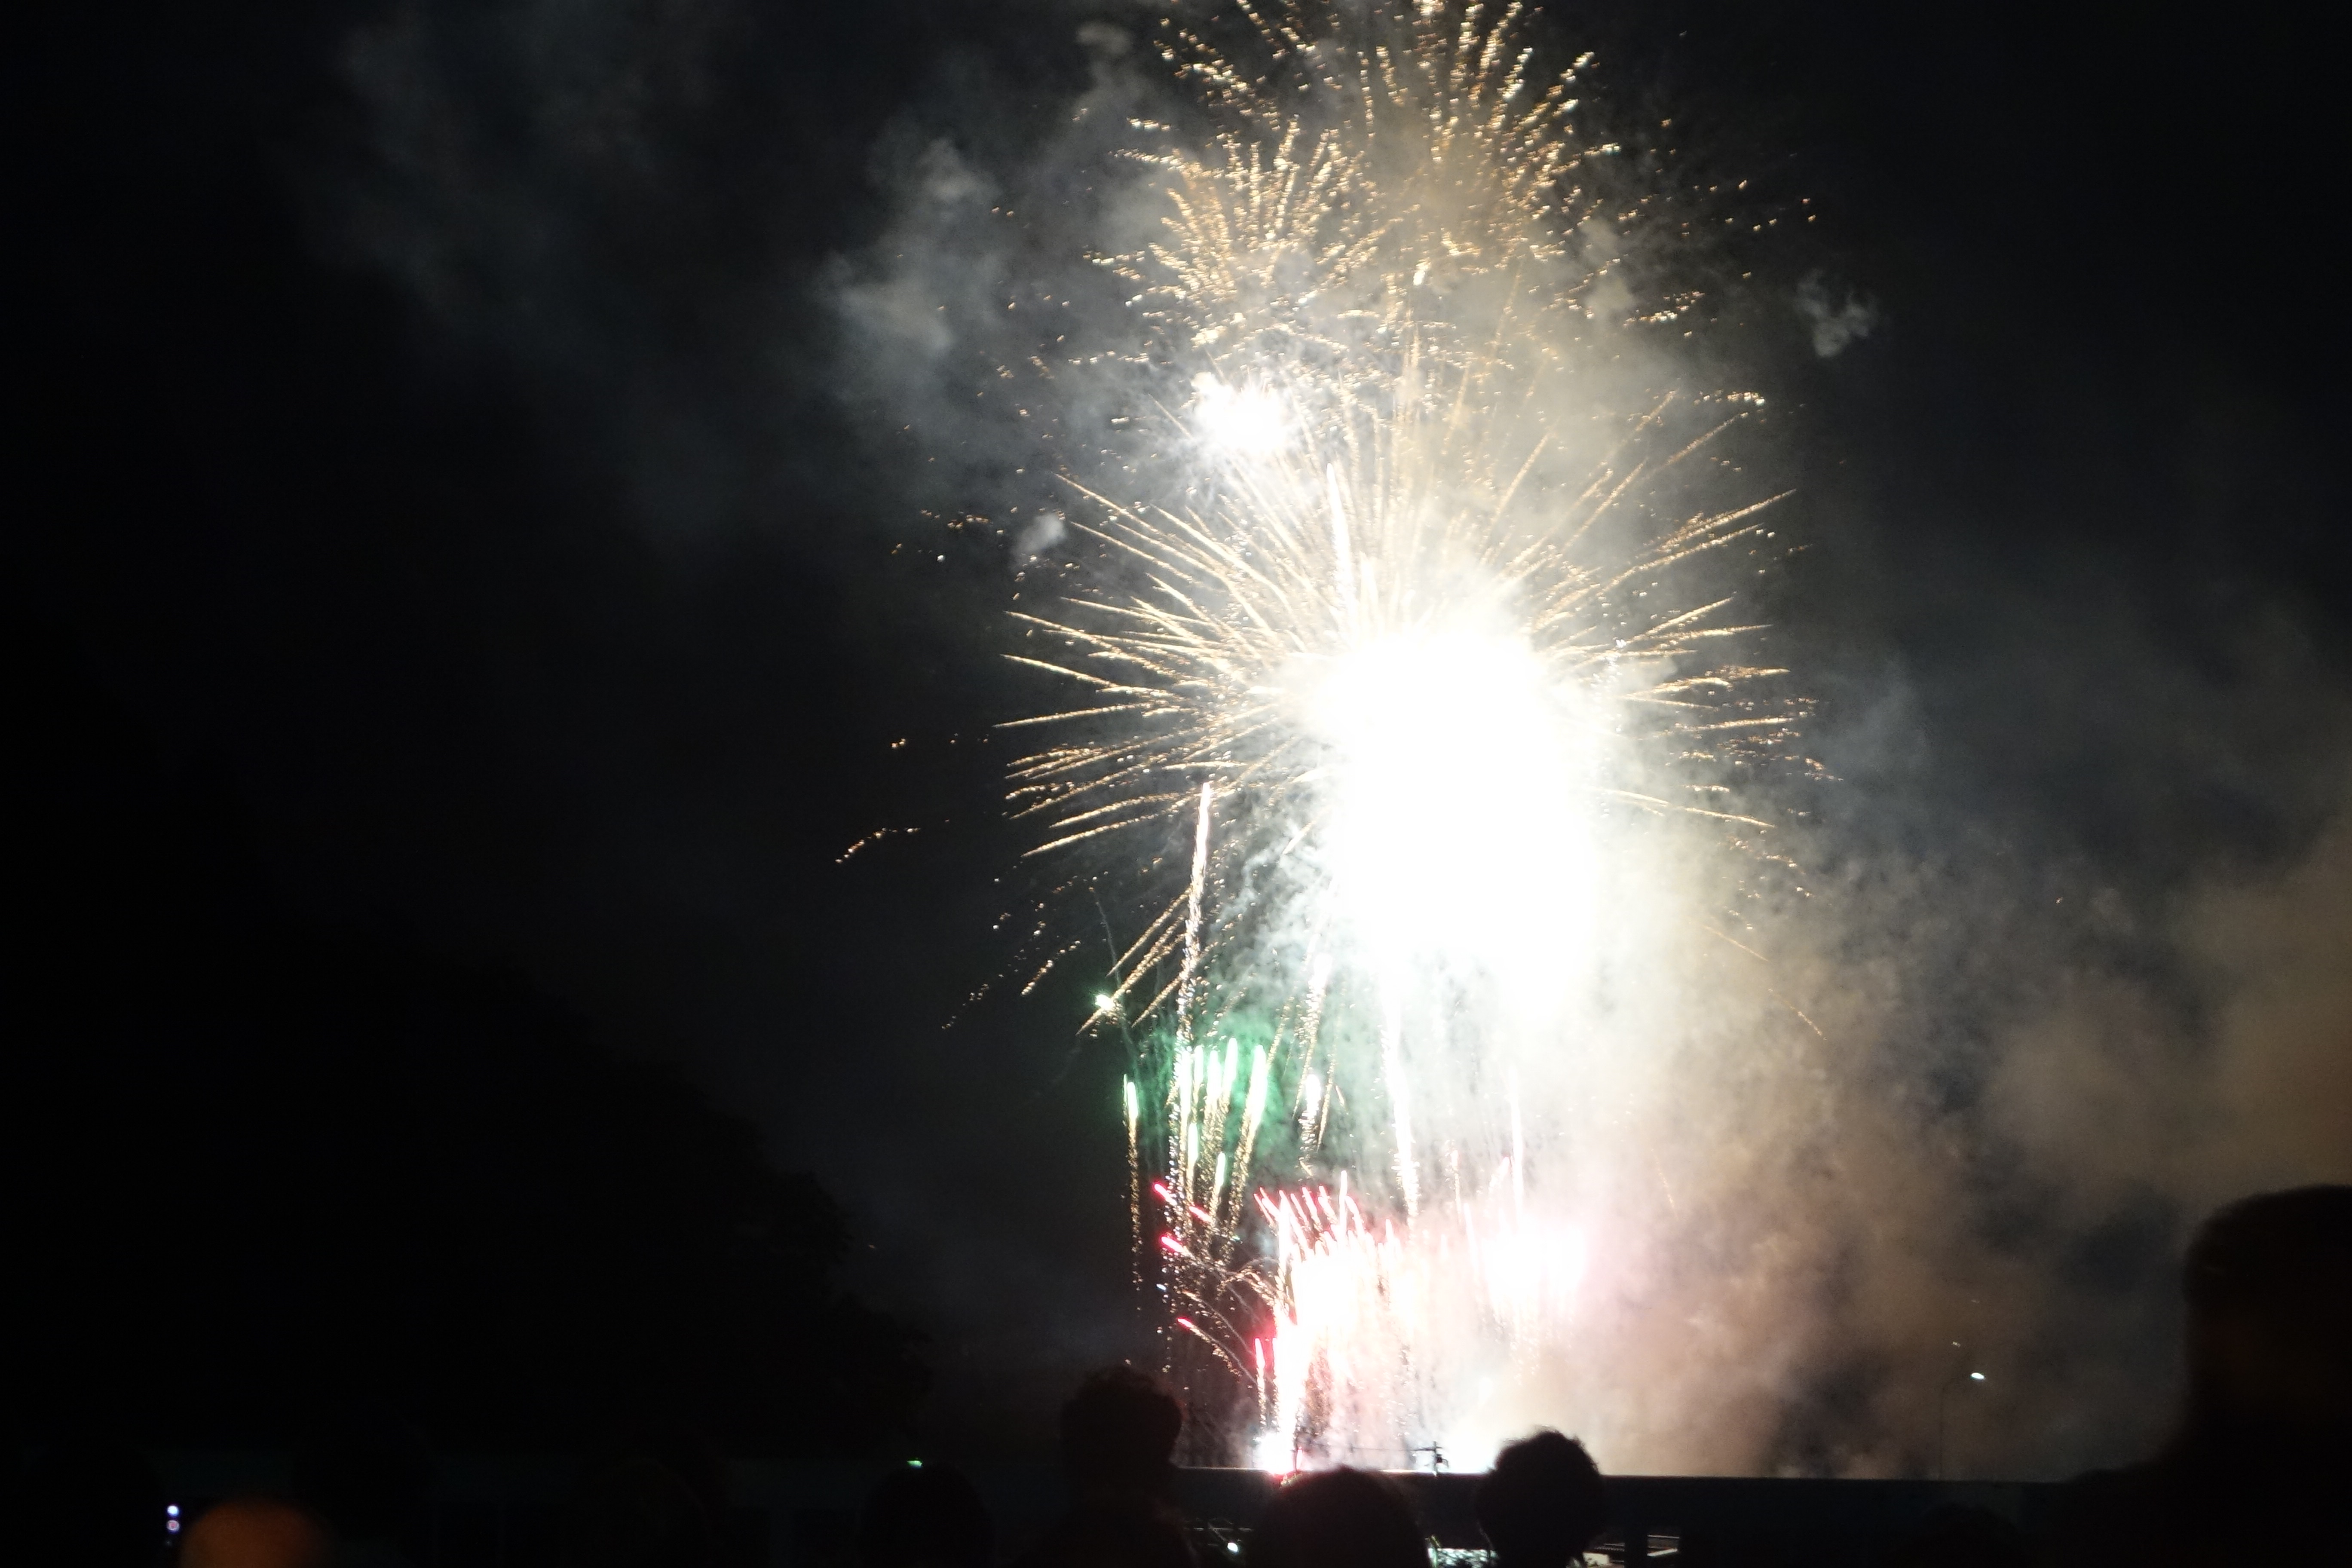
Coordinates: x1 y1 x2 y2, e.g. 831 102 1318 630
1126 1075 1143 1288
1379 992 1417 1218
1175 783 1213 1045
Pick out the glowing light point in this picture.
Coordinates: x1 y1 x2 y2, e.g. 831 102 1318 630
1189 374 1292 458
1251 1429 1297 1474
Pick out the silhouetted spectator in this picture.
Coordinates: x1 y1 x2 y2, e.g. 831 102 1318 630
179 1498 332 1568
2043 1184 2352 1566
291 1409 432 1568
859 1464 993 1568
1060 1368 1185 1501
567 1455 713 1568
1474 1431 1605 1568
1887 1505 2024 1568
1014 1369 1193 1568
1246 1469 1426 1568
2 1439 164 1568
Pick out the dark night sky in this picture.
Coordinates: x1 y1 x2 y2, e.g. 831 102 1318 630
15 0 2350 1466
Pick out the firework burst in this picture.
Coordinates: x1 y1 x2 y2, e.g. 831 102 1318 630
1004 0 1803 1466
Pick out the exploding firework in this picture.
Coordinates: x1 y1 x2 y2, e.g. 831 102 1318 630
1007 0 1804 1468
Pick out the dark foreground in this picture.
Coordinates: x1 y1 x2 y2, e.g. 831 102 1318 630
144 1454 2051 1568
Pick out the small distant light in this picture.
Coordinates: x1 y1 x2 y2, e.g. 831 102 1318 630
166 1508 180 1519
1969 1372 1986 1381
1227 1544 1241 1555
908 1459 924 1468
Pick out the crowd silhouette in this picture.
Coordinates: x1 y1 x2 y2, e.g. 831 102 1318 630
4 1183 2346 1567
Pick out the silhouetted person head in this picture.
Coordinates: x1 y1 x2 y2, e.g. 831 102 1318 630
2178 1183 2352 1435
290 1409 433 1547
2046 1185 2352 1567
859 1464 993 1568
5 1440 164 1568
567 1456 712 1568
1060 1368 1184 1498
179 1499 331 1568
1474 1431 1605 1568
1246 1469 1425 1568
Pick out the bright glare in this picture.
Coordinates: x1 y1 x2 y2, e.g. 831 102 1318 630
1191 374 1292 457
1305 626 1598 975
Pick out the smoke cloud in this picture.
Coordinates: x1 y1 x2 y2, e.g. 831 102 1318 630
1796 270 1879 358
327 0 2351 1477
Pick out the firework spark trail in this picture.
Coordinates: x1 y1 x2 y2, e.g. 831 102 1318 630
1008 0 1802 1467
1379 992 1418 1218
1297 952 1333 1153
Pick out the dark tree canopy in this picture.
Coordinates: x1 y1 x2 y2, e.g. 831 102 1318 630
3 626 924 1453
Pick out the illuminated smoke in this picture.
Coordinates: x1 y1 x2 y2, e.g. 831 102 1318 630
1008 0 1805 1469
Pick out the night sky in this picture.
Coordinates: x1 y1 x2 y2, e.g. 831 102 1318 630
15 0 2350 1470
